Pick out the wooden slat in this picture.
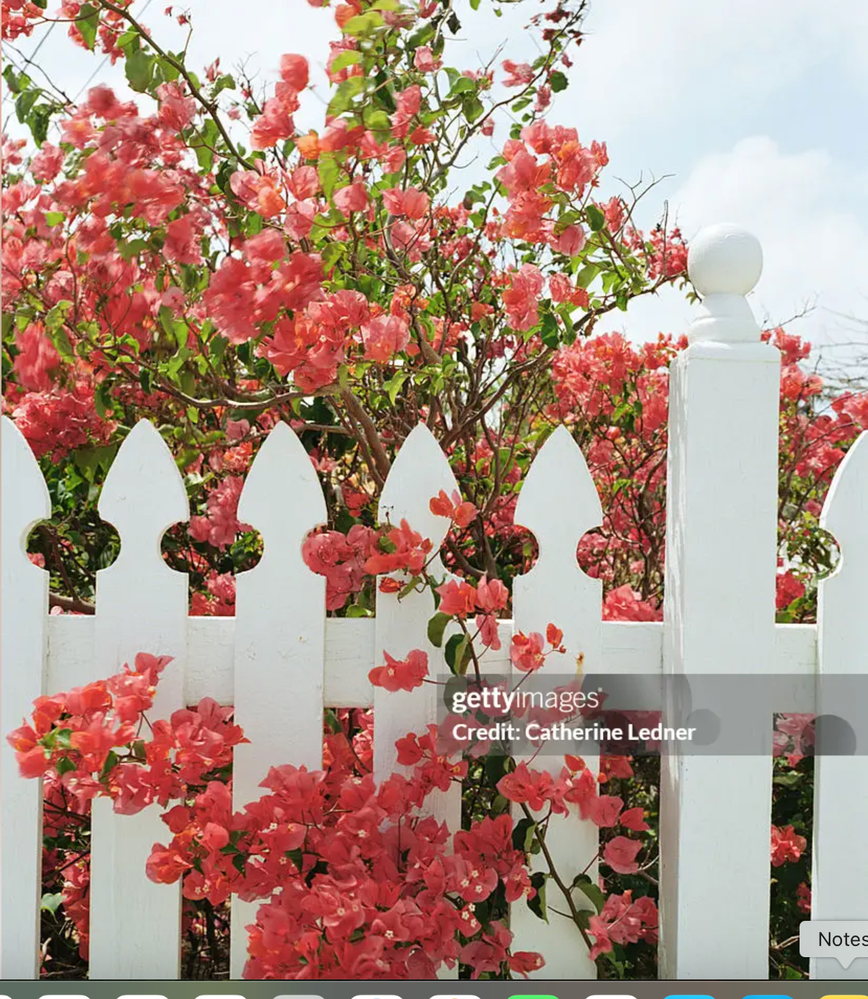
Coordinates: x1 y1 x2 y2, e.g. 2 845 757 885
510 424 602 979
0 417 51 979
45 617 820 709
812 430 868 980
89 421 189 980
229 421 327 980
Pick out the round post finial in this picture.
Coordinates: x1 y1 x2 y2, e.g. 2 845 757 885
686 223 764 344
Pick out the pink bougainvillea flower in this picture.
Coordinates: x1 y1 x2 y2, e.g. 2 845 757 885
369 649 429 692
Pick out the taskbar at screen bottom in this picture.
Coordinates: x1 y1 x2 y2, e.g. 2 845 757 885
2 981 868 999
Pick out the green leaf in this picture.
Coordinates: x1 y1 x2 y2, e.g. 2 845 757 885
574 263 599 288
324 708 344 734
27 105 53 146
427 611 451 648
48 326 75 363
549 70 569 93
363 106 391 133
512 817 536 853
15 88 41 123
342 11 384 35
45 211 65 227
94 380 114 419
321 241 346 272
117 29 138 49
77 3 99 50
99 749 119 779
3 67 21 94
328 74 365 115
445 633 471 675
212 73 236 96
330 50 362 74
125 49 156 93
462 95 484 123
156 54 181 83
572 873 606 913
41 892 63 915
193 119 220 172
449 76 476 97
528 872 548 921
586 203 606 232
398 574 421 599
384 370 408 404
55 756 77 776
317 154 341 199
539 312 560 349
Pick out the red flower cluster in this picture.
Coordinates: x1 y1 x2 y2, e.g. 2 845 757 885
10 655 551 980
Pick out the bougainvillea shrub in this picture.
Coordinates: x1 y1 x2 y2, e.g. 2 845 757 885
4 0 868 980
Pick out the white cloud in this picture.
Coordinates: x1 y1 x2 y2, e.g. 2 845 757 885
567 0 868 142
611 136 868 352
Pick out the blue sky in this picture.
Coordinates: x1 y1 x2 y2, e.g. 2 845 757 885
3 0 867 363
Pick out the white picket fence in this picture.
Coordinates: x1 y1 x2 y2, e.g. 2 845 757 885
2 223 868 983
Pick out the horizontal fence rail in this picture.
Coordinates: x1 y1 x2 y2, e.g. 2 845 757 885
44 615 820 710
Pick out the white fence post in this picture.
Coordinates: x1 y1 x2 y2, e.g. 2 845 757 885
510 425 603 979
0 417 51 979
89 420 189 979
658 224 780 978
811 430 868 979
229 421 327 979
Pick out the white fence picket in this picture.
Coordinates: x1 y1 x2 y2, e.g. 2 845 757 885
811 430 868 979
229 421 327 979
89 420 189 979
373 423 461 824
658 225 781 979
372 424 462 980
0 416 51 979
510 424 603 979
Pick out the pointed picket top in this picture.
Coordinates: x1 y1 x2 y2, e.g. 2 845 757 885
820 430 868 564
2 416 51 558
237 420 327 562
378 423 460 550
98 420 188 554
514 425 602 571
